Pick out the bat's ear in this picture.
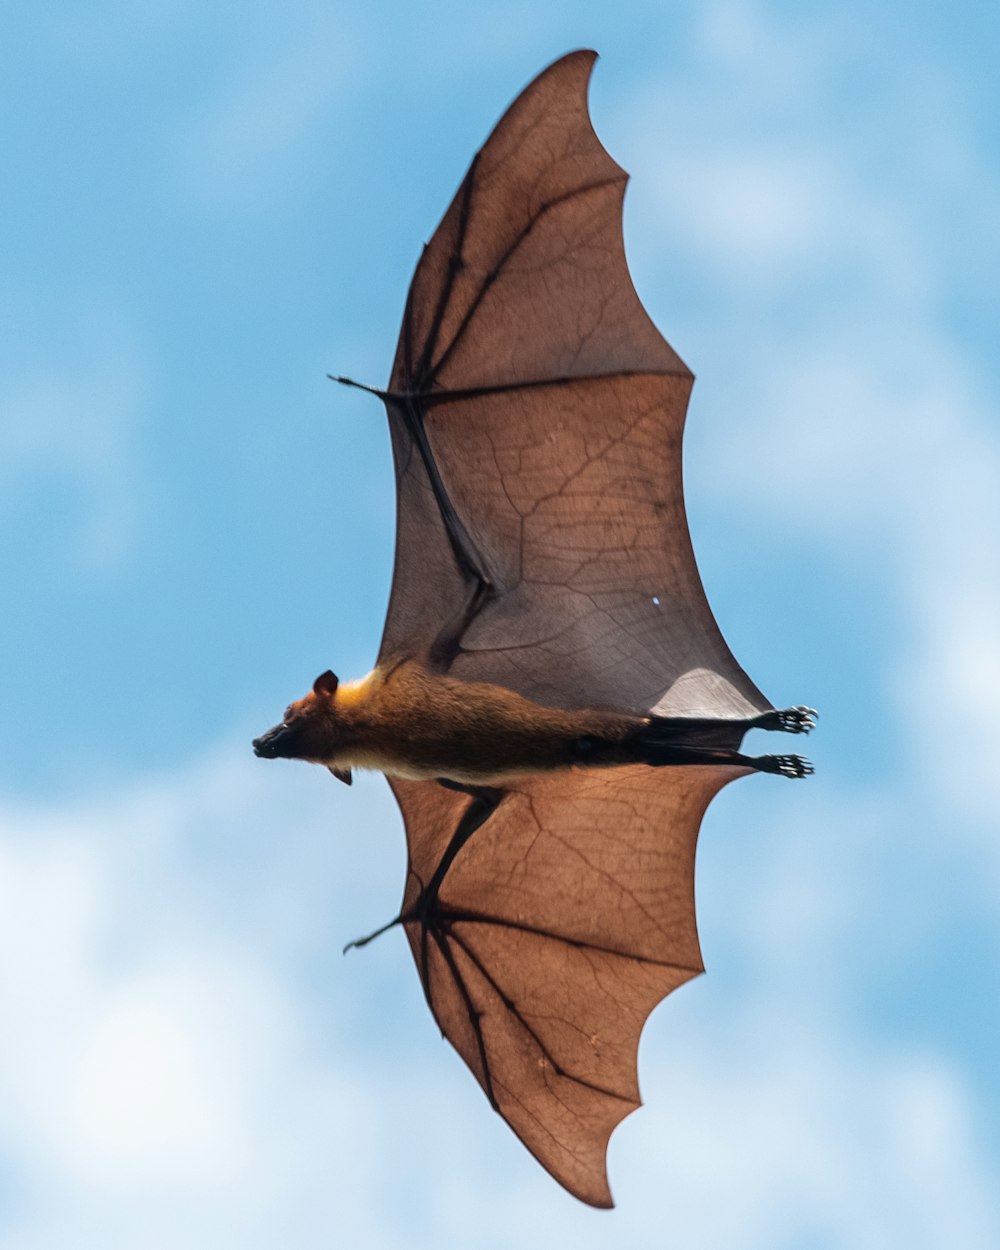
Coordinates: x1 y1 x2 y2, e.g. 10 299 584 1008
313 670 339 698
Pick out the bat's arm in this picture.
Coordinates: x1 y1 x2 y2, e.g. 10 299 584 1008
332 374 492 586
395 392 494 590
343 781 507 1090
343 783 503 958
333 374 497 667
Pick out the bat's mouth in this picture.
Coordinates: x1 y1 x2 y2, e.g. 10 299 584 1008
252 723 298 759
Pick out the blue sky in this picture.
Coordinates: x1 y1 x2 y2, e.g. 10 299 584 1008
2 1 999 1245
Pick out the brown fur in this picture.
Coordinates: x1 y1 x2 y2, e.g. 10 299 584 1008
281 661 643 784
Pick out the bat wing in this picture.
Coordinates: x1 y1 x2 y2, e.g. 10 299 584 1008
392 763 749 1207
364 51 783 1204
377 49 769 719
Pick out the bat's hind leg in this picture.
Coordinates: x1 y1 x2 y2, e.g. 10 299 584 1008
663 746 813 778
750 706 818 735
634 732 814 779
752 753 814 778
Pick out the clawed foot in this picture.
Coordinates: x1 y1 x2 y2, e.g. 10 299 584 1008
755 706 818 735
756 753 814 779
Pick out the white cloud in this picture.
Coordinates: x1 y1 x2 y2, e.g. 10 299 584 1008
0 756 397 1247
618 1043 997 1250
620 0 1000 844
4 5 999 1242
712 285 1000 835
0 743 997 1247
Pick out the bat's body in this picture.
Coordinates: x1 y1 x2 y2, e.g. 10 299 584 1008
254 660 814 786
253 51 815 1207
256 661 633 783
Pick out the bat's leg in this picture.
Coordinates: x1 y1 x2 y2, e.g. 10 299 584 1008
635 739 814 779
641 709 817 749
751 753 814 778
749 706 818 735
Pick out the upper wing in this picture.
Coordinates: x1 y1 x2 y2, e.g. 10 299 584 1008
378 50 769 718
392 763 748 1207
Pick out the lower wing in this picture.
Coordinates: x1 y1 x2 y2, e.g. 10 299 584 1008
390 762 749 1207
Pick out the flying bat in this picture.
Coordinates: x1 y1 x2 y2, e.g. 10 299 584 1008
253 50 815 1207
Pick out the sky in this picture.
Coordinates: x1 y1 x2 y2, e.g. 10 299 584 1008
2 0 999 1245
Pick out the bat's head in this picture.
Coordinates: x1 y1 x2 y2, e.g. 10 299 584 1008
252 670 344 765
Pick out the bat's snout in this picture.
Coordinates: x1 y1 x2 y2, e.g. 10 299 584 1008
252 723 296 759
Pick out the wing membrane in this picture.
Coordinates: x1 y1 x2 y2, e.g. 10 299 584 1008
377 50 767 718
392 764 748 1206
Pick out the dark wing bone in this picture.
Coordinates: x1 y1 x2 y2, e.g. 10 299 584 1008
378 50 768 718
392 764 748 1207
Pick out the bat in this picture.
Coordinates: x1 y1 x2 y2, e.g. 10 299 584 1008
253 50 815 1207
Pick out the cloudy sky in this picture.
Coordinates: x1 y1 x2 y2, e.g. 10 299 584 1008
3 1 999 1245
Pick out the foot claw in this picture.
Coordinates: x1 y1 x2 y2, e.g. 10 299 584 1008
757 706 818 735
758 753 814 779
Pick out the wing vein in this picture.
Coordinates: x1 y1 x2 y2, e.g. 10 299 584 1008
424 174 625 387
419 368 690 407
448 926 635 1104
443 909 701 974
414 154 481 385
431 926 500 1111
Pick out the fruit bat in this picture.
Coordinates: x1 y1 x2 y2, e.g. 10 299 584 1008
253 50 815 1207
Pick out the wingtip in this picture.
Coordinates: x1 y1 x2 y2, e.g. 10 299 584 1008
530 48 600 94
581 1162 616 1209
561 1168 615 1210
553 47 599 67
